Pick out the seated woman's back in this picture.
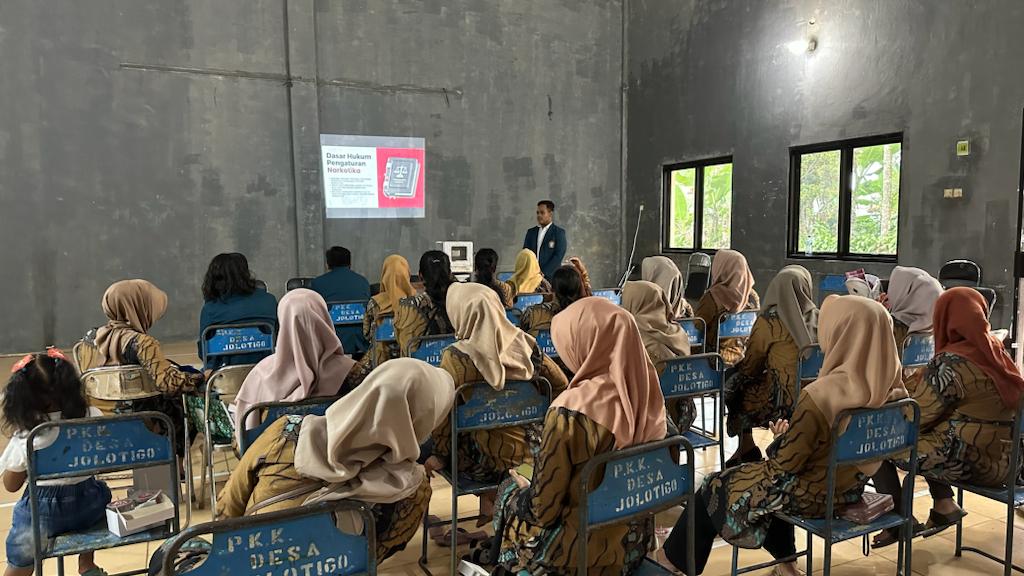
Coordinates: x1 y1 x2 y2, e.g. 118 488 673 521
520 262 590 338
198 253 278 370
396 251 455 354
695 249 759 365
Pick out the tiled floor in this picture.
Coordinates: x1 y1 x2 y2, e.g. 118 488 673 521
1 344 1023 574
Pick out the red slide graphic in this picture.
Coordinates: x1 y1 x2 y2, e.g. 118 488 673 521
376 147 426 209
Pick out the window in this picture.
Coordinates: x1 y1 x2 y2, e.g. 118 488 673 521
663 158 733 252
789 134 902 260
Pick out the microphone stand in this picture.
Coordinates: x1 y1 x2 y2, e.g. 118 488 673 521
618 204 644 288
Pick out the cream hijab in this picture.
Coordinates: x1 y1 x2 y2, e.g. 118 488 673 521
641 256 687 319
94 280 169 365
295 358 455 506
621 281 691 364
761 265 818 351
804 296 902 474
552 297 667 449
447 282 536 389
886 266 944 333
709 249 755 314
234 289 356 437
371 255 416 315
510 249 545 294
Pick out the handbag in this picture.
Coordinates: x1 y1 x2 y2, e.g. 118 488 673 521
839 492 894 524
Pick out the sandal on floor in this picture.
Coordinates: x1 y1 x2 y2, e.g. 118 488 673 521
871 520 924 549
426 515 447 541
433 527 489 548
724 446 763 468
922 507 967 536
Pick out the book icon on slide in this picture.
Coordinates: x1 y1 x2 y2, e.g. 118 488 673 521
383 157 420 198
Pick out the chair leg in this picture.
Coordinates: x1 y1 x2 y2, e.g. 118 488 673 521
823 539 832 576
806 530 813 576
1005 496 1014 576
955 487 964 557
419 512 433 576
731 545 739 575
57 556 65 576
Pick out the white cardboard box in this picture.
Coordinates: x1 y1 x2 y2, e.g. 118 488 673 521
105 492 175 537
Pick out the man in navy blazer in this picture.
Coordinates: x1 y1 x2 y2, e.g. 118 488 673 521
523 200 568 280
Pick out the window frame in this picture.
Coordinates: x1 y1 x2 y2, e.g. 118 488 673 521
787 133 903 262
661 155 734 254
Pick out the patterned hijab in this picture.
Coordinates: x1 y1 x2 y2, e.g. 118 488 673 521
641 256 687 319
761 265 818 351
552 297 667 449
447 282 536 390
511 249 545 294
934 288 1024 408
296 358 455 505
709 249 755 314
886 266 943 334
371 255 416 315
621 281 691 363
234 289 356 436
94 279 168 365
805 296 902 474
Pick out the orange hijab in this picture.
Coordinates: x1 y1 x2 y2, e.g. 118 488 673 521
551 297 666 449
935 288 1024 408
371 255 416 315
709 249 755 314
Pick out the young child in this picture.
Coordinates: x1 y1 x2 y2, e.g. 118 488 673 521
1 349 110 576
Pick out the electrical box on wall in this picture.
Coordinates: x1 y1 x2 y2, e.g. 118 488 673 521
956 139 970 156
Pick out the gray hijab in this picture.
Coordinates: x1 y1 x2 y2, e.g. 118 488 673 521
761 265 819 351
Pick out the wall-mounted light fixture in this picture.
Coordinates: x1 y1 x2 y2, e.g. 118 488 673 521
786 17 818 54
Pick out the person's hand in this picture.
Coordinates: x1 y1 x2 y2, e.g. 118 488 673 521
769 419 789 439
423 456 444 479
877 292 889 309
887 384 909 402
509 468 531 489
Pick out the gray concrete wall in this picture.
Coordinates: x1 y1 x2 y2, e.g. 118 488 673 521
0 0 625 353
626 0 1024 328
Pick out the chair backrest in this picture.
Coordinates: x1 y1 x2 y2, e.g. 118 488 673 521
201 322 276 360
658 353 724 400
577 436 695 571
592 288 622 306
717 310 758 340
27 412 180 545
374 315 396 343
972 286 997 317
514 293 546 311
239 397 339 455
254 279 268 292
818 274 848 303
498 271 514 282
832 400 920 470
535 329 558 359
328 301 367 327
286 277 314 292
82 365 159 401
453 380 552 433
939 259 982 288
677 317 706 350
683 253 712 300
901 332 935 369
160 501 375 576
505 307 523 327
405 334 456 367
206 364 256 399
798 344 825 381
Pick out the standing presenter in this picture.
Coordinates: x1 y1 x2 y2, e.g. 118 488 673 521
523 200 568 281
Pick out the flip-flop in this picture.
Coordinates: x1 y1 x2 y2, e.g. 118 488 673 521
871 520 924 549
434 527 489 547
922 508 968 537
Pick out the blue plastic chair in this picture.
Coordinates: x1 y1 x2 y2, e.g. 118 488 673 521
819 274 848 304
238 397 339 455
513 293 546 311
900 332 935 369
200 322 276 367
419 379 553 576
732 399 921 576
658 353 726 471
286 276 314 292
328 300 368 326
716 310 759 356
26 412 181 576
370 315 397 368
498 271 514 282
159 501 375 576
577 437 696 576
535 329 558 359
677 317 706 352
922 403 1024 576
793 344 826 410
405 334 456 367
593 288 623 306
505 307 523 327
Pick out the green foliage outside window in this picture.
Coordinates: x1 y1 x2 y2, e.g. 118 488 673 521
667 162 731 250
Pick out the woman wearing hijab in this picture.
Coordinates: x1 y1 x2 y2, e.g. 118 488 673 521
78 279 203 456
232 289 356 442
662 296 904 576
345 255 416 388
520 257 591 337
883 266 944 347
872 287 1024 547
213 359 453 562
486 297 667 575
642 255 693 319
694 249 760 366
723 265 819 467
508 249 551 296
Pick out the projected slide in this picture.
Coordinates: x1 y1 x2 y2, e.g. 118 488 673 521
320 134 426 219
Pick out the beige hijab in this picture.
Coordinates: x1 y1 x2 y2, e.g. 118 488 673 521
621 281 691 365
886 266 944 333
641 256 688 319
510 249 545 294
447 282 536 389
371 255 416 315
761 265 818 351
804 296 902 474
552 297 667 449
295 358 455 506
709 249 755 314
94 279 169 365
234 289 356 437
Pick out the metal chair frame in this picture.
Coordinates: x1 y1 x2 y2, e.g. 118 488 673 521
238 396 340 455
658 353 727 471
